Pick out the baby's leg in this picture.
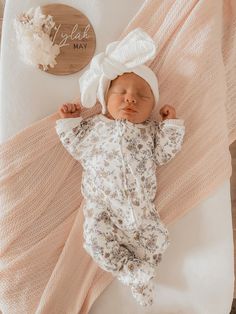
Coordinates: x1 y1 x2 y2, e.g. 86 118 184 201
132 216 170 266
117 215 170 286
127 216 170 307
83 201 155 285
83 201 133 273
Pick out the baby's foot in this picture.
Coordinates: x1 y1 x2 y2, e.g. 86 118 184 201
131 280 155 307
117 258 155 287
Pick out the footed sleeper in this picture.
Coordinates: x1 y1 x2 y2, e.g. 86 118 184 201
55 114 185 306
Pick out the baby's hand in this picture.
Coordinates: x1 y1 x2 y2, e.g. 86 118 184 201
159 104 176 120
59 103 81 119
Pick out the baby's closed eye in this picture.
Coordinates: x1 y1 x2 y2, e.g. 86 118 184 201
112 88 126 94
137 93 151 99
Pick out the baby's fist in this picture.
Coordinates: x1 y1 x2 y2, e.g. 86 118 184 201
159 104 176 120
59 103 81 119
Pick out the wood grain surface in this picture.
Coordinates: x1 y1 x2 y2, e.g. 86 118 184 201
41 4 96 75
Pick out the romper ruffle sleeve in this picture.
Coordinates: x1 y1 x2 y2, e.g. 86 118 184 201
154 119 185 166
55 117 93 161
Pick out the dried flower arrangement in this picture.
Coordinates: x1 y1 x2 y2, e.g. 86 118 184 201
14 6 60 70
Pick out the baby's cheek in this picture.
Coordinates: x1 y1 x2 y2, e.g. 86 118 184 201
107 99 120 111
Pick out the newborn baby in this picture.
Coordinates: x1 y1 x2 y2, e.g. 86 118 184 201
55 29 185 307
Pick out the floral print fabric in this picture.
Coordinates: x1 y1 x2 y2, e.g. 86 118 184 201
55 114 185 306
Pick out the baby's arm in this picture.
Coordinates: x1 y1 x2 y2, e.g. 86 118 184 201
153 118 185 166
55 103 92 160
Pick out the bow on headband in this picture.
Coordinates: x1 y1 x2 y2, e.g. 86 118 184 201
79 28 158 114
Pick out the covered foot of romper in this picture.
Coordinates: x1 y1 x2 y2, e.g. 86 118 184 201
117 257 155 287
131 279 155 307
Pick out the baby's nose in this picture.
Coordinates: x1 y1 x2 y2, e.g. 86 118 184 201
125 94 136 103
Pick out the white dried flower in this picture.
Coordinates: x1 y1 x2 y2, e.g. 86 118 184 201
14 6 60 71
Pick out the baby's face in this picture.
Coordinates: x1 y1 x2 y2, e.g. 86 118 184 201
105 72 155 123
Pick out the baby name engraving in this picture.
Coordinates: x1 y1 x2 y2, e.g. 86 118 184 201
41 3 96 75
52 24 90 49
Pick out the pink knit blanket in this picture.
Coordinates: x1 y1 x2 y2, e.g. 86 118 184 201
0 0 235 313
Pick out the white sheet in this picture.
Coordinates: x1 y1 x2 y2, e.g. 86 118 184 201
0 1 234 313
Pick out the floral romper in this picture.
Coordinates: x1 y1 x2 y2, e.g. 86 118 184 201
55 113 185 307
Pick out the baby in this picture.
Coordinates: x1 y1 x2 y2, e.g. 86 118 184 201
55 29 185 307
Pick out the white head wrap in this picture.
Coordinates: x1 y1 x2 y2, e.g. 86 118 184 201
79 28 159 114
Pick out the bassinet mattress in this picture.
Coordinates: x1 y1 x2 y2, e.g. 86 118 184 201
0 0 234 313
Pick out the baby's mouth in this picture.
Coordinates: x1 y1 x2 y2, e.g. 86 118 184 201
121 106 137 113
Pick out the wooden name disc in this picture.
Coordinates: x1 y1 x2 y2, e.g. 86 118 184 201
40 4 96 75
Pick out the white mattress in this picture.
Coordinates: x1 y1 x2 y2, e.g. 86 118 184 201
0 1 234 313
